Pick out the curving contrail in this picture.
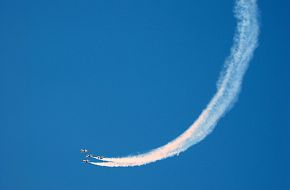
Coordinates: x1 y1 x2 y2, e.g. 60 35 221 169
89 0 259 167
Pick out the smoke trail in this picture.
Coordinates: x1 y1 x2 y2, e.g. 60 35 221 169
89 0 259 167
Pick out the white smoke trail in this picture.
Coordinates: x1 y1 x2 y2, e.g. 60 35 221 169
89 0 259 167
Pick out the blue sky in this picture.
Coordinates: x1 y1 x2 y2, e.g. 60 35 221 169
0 0 289 189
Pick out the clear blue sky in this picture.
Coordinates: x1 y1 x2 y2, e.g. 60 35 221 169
0 0 289 189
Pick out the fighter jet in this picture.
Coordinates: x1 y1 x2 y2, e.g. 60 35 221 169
82 159 90 163
86 154 104 159
86 154 93 158
80 149 88 153
96 156 104 160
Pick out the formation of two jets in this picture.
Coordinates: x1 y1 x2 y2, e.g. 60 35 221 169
80 149 104 163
